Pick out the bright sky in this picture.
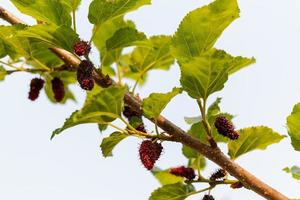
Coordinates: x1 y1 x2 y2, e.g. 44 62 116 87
1 0 300 200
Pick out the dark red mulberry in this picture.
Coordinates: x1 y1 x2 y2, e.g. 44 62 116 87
28 78 44 101
202 194 215 200
123 106 142 120
51 77 65 102
139 140 163 170
73 40 91 56
210 169 226 181
170 166 196 180
214 115 239 140
77 60 94 90
231 181 244 189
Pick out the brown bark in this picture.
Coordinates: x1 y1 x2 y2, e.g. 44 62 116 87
0 7 289 200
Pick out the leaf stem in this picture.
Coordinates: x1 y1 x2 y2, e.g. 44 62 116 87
72 10 77 33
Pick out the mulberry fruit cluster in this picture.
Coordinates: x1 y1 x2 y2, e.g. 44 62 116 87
202 194 215 200
28 78 45 101
51 77 65 102
210 168 226 181
214 115 239 140
170 166 196 180
73 40 91 56
77 60 94 90
139 140 163 170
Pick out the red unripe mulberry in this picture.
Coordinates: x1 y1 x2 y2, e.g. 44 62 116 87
202 194 215 200
231 181 244 189
77 60 94 90
51 77 65 102
28 78 44 101
170 166 196 180
73 40 91 56
139 140 163 170
214 115 239 140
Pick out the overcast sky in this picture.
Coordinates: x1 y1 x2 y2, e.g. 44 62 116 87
1 0 300 199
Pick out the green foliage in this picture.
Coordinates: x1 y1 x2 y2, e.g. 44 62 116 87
149 183 195 200
100 131 128 157
106 27 146 51
179 49 255 99
228 126 285 159
0 66 7 81
287 103 300 151
61 0 82 11
142 87 182 119
17 24 79 52
283 166 300 180
172 0 239 62
51 87 126 138
11 0 72 26
130 36 174 73
151 168 184 186
88 0 151 26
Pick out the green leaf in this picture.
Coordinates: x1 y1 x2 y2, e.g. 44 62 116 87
172 0 239 61
228 126 285 159
287 103 300 151
149 183 195 200
11 0 72 26
179 49 255 99
88 0 151 26
100 131 128 157
92 17 135 66
51 87 126 139
17 24 79 52
106 27 146 51
184 116 201 125
151 168 184 186
61 0 81 11
0 66 7 81
142 87 182 119
283 166 300 180
130 35 174 73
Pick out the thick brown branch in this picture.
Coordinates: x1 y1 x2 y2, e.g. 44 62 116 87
0 7 289 200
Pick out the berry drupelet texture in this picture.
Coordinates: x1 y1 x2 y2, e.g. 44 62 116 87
73 40 91 56
51 77 65 102
28 78 45 101
77 60 94 90
214 115 239 140
139 140 163 170
202 194 215 200
170 166 196 180
210 168 226 181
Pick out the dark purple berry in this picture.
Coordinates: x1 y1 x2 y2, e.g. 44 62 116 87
210 169 226 181
139 140 163 170
28 78 44 101
170 166 196 180
202 194 215 200
73 40 91 56
51 77 65 102
77 60 94 90
214 115 239 140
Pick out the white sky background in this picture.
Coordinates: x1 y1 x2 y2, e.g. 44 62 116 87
0 0 300 199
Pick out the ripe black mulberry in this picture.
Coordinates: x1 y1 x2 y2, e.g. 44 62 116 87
202 194 215 200
170 166 196 180
51 77 65 102
28 78 44 101
214 115 239 140
210 169 226 181
77 60 94 90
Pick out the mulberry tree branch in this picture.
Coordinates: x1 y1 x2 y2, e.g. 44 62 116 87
0 7 289 200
